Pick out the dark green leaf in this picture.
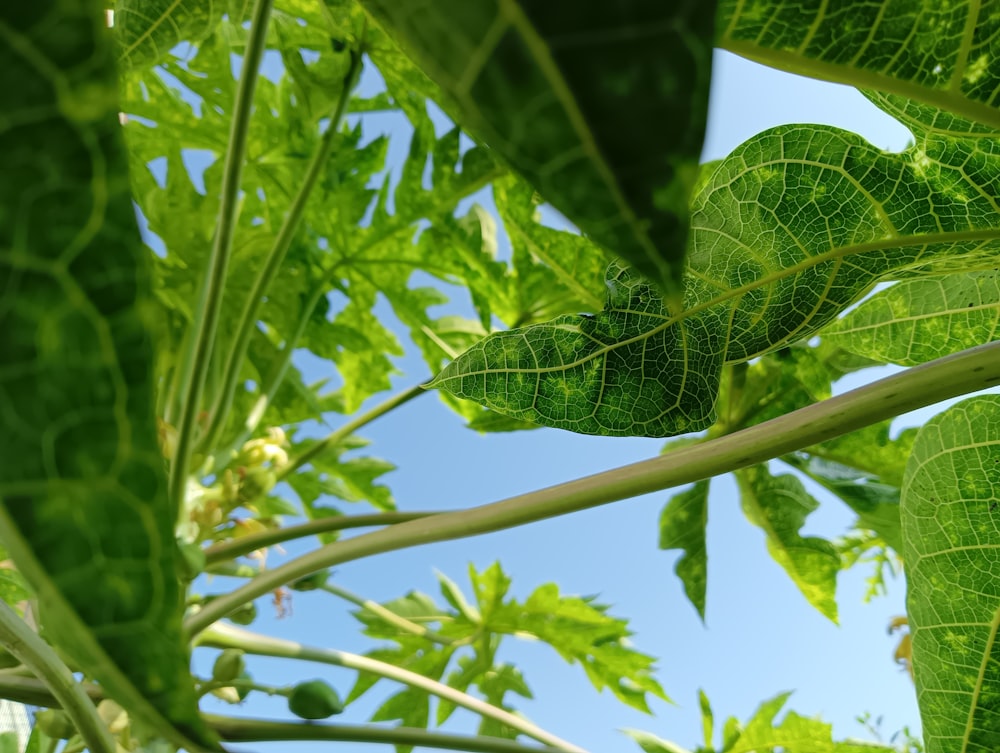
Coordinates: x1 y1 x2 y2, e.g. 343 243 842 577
902 395 1000 753
659 481 709 620
0 2 211 748
357 0 719 296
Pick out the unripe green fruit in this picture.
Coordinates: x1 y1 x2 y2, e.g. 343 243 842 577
289 569 330 592
177 541 206 581
228 601 258 626
35 710 75 739
287 679 344 719
212 649 246 683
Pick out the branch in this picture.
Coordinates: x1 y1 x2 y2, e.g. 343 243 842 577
184 341 1000 637
168 0 275 514
199 623 587 752
206 714 567 752
0 603 114 753
199 42 365 453
203 511 439 565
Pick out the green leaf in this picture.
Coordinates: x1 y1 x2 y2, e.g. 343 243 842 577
902 395 1000 753
736 467 840 622
433 92 1000 437
719 0 1000 130
698 689 714 751
623 729 692 753
825 271 1000 366
115 0 227 70
0 2 211 749
659 481 710 621
356 0 719 296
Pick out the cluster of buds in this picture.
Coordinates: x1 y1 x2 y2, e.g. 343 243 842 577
177 427 290 544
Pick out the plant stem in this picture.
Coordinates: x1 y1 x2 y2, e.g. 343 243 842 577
0 603 114 753
320 582 455 644
204 511 439 564
199 623 587 752
199 45 365 454
205 714 565 752
168 0 275 517
278 383 427 479
185 340 1000 636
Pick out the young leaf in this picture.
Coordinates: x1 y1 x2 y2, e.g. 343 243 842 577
736 467 840 622
825 271 1000 366
659 481 710 621
432 94 1000 437
0 2 210 748
902 395 1000 753
115 0 226 70
357 0 719 296
719 0 1000 130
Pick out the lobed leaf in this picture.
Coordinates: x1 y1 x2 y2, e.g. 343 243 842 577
0 0 210 747
902 395 1000 753
659 481 710 620
357 0 719 296
736 467 840 622
432 94 1000 437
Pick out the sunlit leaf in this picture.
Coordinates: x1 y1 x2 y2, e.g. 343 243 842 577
826 271 1000 365
357 0 719 296
736 466 840 621
659 481 709 620
719 0 1000 130
433 93 1000 437
902 395 1000 753
0 1 211 747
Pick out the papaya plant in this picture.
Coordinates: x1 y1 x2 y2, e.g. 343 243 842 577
1 0 999 752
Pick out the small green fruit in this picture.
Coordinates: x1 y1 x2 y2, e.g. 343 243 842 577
35 710 76 739
177 540 206 581
288 679 344 719
289 569 330 592
211 649 246 683
228 601 258 626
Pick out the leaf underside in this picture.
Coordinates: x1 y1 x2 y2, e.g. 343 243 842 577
0 1 210 747
433 93 1000 437
902 395 1000 753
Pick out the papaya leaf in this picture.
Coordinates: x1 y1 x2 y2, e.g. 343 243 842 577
719 0 1000 131
356 0 719 297
826 271 1000 365
659 481 709 621
736 467 840 622
902 395 1000 753
115 0 228 70
432 94 1000 437
0 1 211 748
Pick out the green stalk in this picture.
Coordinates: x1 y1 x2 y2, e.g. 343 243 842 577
199 47 365 454
200 623 587 752
203 511 439 565
185 340 1000 636
320 582 455 644
168 0 275 515
277 383 427 479
206 714 563 752
0 603 114 753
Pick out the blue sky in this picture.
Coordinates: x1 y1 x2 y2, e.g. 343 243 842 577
178 47 965 753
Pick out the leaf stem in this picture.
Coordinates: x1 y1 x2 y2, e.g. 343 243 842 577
184 341 1000 637
199 43 365 454
205 713 563 752
204 511 439 565
278 383 427 479
168 0 275 517
320 582 456 644
199 623 587 752
0 603 115 753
